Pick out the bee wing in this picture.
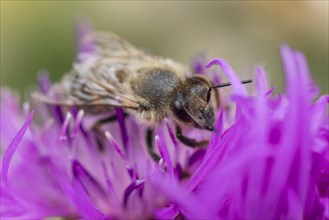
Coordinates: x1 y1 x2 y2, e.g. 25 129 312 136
32 71 139 110
93 32 146 59
34 32 152 112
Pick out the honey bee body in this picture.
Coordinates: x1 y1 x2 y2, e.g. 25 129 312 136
39 32 216 132
34 30 252 154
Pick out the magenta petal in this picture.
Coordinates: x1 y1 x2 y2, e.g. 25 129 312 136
206 58 251 120
207 108 224 154
60 112 72 141
188 149 206 167
71 110 85 140
266 87 276 96
165 120 178 147
155 133 174 177
37 71 52 94
123 179 144 207
188 118 248 191
65 177 106 219
75 19 95 55
256 66 269 95
101 161 120 204
206 58 247 95
191 54 206 74
1 110 34 186
105 131 125 158
154 204 179 219
115 108 128 149
152 173 217 219
72 160 107 200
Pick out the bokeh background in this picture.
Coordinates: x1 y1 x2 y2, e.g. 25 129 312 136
1 1 328 96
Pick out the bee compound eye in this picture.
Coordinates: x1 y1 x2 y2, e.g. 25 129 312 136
172 99 191 122
173 100 184 110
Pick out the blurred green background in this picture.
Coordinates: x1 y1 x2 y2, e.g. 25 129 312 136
1 1 328 95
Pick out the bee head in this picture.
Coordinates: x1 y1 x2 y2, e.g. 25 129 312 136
171 76 215 131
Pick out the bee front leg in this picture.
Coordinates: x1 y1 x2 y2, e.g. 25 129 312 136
176 126 209 148
146 128 161 161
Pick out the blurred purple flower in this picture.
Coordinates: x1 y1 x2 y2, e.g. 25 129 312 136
1 25 328 219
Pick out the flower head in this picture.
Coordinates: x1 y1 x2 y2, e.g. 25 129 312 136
0 25 328 219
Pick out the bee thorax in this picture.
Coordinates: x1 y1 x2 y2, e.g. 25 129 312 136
131 68 181 114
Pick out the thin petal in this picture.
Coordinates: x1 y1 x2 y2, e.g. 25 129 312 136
1 110 34 186
206 58 247 95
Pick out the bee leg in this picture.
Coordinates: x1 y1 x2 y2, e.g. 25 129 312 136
146 129 161 161
176 126 209 148
93 112 129 127
92 126 107 152
91 113 128 151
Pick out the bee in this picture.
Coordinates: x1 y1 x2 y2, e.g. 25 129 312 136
34 31 251 158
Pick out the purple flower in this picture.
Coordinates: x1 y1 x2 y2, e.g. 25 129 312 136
1 25 328 219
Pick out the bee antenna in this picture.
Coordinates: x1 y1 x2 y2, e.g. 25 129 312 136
211 79 253 89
